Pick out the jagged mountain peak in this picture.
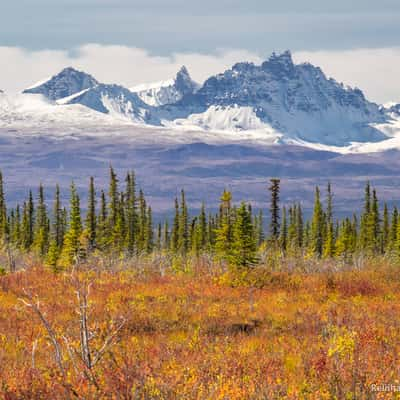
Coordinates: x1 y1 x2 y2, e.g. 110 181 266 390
57 66 84 75
23 67 99 101
5 51 400 149
131 66 199 107
389 103 400 115
175 66 199 97
177 65 190 77
166 51 388 145
261 50 296 78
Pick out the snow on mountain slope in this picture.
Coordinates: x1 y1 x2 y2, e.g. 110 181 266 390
171 105 272 131
23 67 99 101
0 92 127 129
164 51 387 146
131 66 199 106
66 84 156 123
4 52 400 153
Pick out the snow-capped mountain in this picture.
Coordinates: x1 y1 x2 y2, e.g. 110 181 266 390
6 51 400 151
65 84 155 123
0 90 128 129
389 103 400 115
23 67 99 101
162 51 388 146
130 66 199 106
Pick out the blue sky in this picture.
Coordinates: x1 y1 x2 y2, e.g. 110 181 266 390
1 0 400 103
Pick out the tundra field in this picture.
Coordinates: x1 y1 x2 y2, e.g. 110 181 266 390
1 259 399 399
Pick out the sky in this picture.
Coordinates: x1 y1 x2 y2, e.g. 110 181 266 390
1 0 400 103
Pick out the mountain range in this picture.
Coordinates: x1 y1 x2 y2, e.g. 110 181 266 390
0 50 399 151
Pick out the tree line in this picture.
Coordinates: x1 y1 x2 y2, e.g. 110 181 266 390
0 169 395 270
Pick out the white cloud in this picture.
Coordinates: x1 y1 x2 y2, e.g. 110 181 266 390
0 44 262 94
0 44 399 104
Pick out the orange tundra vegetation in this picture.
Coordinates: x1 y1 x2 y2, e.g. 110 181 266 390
0 261 400 399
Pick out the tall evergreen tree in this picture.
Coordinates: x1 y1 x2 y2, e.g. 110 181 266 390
360 181 372 250
163 220 170 250
323 183 335 258
170 198 180 253
178 190 189 255
85 177 97 251
52 185 64 249
125 171 138 255
310 187 324 257
215 190 233 261
96 190 109 250
60 183 83 266
137 189 147 253
368 189 380 254
11 205 21 246
0 171 7 241
33 184 49 256
156 222 162 251
230 202 257 267
269 178 280 241
144 206 153 254
198 202 208 251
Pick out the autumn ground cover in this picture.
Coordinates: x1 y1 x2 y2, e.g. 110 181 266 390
0 261 400 399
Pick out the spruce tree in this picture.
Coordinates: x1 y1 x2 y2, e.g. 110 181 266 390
137 189 147 253
230 202 257 267
85 177 96 251
323 183 335 258
33 184 49 256
46 185 63 268
125 171 137 255
360 181 372 250
144 206 153 254
52 185 64 249
163 220 170 250
296 203 304 249
335 218 353 261
269 178 280 242
280 206 287 251
96 190 109 250
0 171 7 241
368 189 380 254
46 238 60 271
310 186 324 257
170 198 180 253
60 183 83 266
287 206 297 253
198 202 208 251
215 190 233 262
108 166 119 227
178 189 189 255
12 205 21 247
156 223 162 251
